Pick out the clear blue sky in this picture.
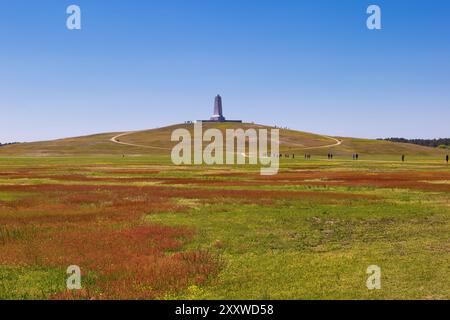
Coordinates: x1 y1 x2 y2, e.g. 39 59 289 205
1 0 449 142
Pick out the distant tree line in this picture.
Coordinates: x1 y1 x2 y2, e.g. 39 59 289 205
379 138 450 149
0 142 19 147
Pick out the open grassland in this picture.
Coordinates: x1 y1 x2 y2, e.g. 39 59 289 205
0 155 448 300
0 124 448 299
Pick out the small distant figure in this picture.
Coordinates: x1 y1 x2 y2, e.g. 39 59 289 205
356 154 359 160
401 154 405 162
330 153 333 160
292 154 295 159
446 155 449 163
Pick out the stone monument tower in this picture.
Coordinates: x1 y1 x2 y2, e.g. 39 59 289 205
195 95 241 123
210 95 226 122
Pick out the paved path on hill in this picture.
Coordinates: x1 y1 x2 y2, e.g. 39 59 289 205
110 132 172 150
299 135 342 150
110 131 343 151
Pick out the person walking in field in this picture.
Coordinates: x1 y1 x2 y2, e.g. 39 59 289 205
401 154 405 162
447 155 449 163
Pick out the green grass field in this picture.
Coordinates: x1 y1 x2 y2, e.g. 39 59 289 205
0 124 448 299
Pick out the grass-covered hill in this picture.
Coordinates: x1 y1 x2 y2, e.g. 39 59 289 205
0 123 447 159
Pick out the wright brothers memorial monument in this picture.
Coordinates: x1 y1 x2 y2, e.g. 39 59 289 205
196 95 242 123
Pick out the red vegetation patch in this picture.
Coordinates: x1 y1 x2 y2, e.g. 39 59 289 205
206 170 450 192
0 183 374 204
9 166 446 192
1 223 218 299
0 181 220 299
257 171 450 192
94 169 160 175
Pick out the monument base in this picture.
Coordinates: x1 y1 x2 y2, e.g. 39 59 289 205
196 120 242 123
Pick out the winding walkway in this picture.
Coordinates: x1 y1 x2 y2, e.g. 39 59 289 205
110 131 343 151
110 132 172 150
